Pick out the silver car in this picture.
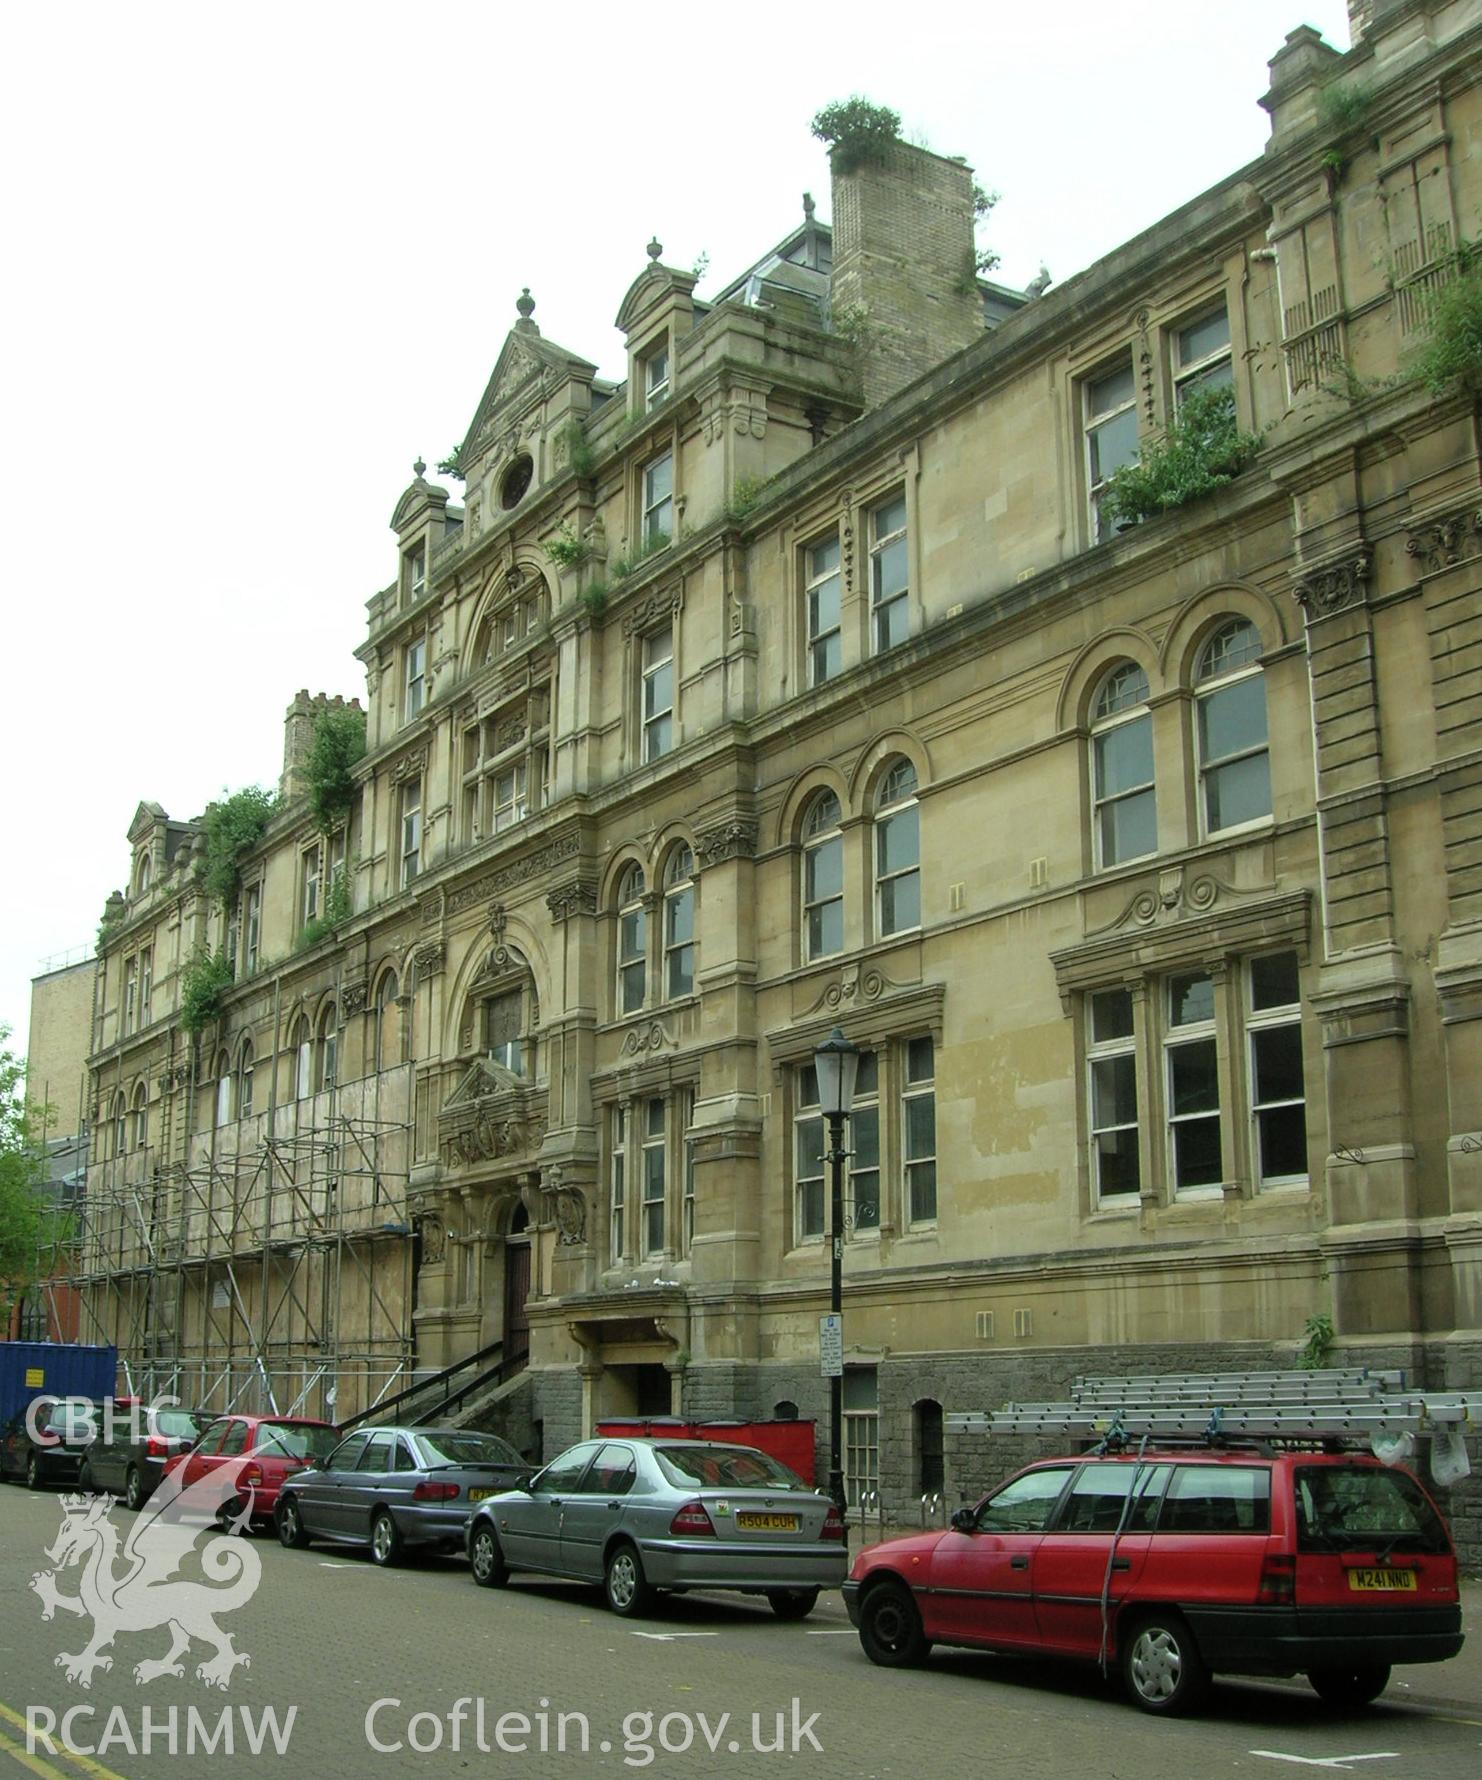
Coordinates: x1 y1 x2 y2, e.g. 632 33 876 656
465 1437 846 1618
276 1425 532 1565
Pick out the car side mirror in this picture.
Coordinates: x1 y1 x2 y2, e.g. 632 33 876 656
950 1506 977 1533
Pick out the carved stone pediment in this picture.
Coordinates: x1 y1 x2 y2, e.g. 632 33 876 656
437 1060 547 1172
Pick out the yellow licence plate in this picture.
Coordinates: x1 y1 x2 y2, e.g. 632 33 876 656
735 1512 799 1532
468 1488 494 1502
1347 1568 1416 1592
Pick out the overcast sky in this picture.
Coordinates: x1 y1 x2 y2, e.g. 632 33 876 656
1 0 1355 1065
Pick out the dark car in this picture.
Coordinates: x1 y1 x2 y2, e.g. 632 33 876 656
164 1413 340 1528
0 1397 101 1489
466 1437 846 1618
276 1425 533 1565
79 1400 208 1509
844 1447 1464 1714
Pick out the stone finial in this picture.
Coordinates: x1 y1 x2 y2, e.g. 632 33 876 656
516 287 535 320
803 191 815 220
646 236 663 262
413 457 426 478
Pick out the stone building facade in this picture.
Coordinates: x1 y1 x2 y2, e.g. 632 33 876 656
77 0 1482 1532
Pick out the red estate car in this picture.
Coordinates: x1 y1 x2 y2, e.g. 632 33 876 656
165 1413 340 1528
843 1448 1464 1715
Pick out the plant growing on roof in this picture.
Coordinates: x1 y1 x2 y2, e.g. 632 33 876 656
558 419 596 481
810 97 901 175
578 581 608 619
723 474 768 526
295 865 353 953
1099 385 1262 529
1409 240 1482 398
179 948 235 1034
546 525 592 570
196 787 277 910
305 706 366 834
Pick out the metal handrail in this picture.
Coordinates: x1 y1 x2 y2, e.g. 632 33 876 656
338 1338 505 1430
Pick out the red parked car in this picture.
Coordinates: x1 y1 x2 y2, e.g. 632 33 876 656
843 1447 1464 1714
165 1414 340 1529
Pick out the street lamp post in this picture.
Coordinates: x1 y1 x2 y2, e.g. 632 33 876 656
813 1025 860 1534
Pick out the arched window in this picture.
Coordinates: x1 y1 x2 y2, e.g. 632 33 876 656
238 1040 255 1120
289 1016 312 1101
134 852 152 894
802 791 843 961
316 1005 338 1093
874 759 920 937
112 1092 128 1157
131 1084 148 1152
214 1053 232 1128
616 865 647 1014
1092 662 1156 867
914 1398 944 1494
376 971 400 1071
662 846 695 1000
1195 619 1269 832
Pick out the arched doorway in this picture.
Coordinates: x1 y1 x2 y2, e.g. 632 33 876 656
503 1202 531 1373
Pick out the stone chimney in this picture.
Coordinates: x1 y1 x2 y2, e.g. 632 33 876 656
281 690 363 803
1348 0 1373 44
829 140 983 408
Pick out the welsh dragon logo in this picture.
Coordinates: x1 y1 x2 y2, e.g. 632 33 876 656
30 1455 263 1690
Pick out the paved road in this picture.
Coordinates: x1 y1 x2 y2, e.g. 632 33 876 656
1 1481 1479 1779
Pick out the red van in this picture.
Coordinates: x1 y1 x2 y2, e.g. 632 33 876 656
843 1448 1464 1714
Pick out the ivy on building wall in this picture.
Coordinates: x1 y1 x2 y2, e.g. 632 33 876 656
295 866 353 954
305 707 366 834
197 787 277 909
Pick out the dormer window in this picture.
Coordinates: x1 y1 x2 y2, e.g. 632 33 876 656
643 343 670 410
134 852 152 895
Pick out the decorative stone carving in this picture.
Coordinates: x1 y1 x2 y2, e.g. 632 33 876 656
488 903 508 942
488 831 581 894
841 491 855 594
1405 509 1482 575
1291 552 1370 617
622 585 684 636
621 1020 676 1057
543 1168 588 1246
697 819 757 868
546 878 597 921
472 940 521 984
413 940 446 979
415 1212 445 1265
340 980 368 1020
803 965 889 1017
391 749 427 785
419 890 445 927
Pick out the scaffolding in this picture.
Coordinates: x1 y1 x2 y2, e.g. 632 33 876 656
36 1062 418 1425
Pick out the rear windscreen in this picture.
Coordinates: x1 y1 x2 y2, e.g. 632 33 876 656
1295 1464 1450 1554
655 1445 804 1490
154 1410 204 1439
418 1431 523 1468
255 1423 339 1461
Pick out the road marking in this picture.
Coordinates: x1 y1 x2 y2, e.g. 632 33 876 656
317 1562 356 1568
805 1629 856 1635
0 1717 132 1780
630 1631 720 1641
1250 1755 1398 1771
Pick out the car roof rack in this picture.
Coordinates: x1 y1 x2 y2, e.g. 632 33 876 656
945 1368 1482 1449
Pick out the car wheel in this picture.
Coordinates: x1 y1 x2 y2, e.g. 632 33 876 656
215 1497 249 1535
604 1541 652 1618
1121 1612 1209 1716
858 1582 929 1667
369 1509 404 1567
277 1497 312 1550
1308 1663 1391 1709
124 1466 146 1511
767 1587 820 1621
25 1453 43 1491
469 1523 509 1589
